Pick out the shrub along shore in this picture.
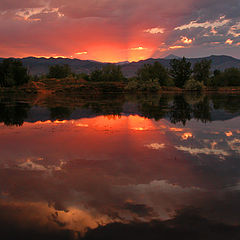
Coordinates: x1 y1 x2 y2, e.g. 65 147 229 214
1 57 240 93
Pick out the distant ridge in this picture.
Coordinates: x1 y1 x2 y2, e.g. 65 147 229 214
116 61 130 65
0 57 106 76
121 55 240 77
164 54 181 59
0 55 239 77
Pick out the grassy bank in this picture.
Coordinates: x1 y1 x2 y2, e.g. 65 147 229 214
1 78 240 98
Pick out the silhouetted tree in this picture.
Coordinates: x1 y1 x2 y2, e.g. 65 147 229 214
213 69 221 78
213 68 240 86
137 62 168 85
90 69 104 82
47 64 72 79
90 64 125 82
193 59 212 85
223 68 240 86
170 57 192 88
0 59 30 87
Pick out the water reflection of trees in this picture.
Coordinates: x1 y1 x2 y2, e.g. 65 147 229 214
211 94 240 113
49 107 72 120
138 94 170 121
192 97 211 123
139 94 213 125
1 93 240 126
0 99 30 126
169 95 192 125
82 94 125 117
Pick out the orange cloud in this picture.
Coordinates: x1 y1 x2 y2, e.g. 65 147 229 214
169 45 185 49
225 131 233 137
225 39 233 45
75 52 88 55
144 27 165 34
181 132 193 140
181 36 193 44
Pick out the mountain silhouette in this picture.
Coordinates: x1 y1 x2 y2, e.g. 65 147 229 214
0 55 239 77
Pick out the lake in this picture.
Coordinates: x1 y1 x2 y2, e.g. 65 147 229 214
1 92 240 239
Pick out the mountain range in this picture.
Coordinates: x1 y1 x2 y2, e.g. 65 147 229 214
0 55 240 77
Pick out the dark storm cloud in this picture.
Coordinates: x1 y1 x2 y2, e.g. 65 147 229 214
124 203 155 217
191 0 240 21
82 208 240 240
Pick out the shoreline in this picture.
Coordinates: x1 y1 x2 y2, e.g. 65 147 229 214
1 80 240 95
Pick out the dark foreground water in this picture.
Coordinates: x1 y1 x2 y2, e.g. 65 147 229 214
1 93 240 239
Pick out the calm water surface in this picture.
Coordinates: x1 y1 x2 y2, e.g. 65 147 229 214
1 93 240 239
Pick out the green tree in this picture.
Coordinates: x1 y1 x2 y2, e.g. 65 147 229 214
0 59 30 87
137 62 168 85
213 69 221 77
223 68 240 86
90 69 104 82
213 68 240 86
102 64 125 82
193 59 212 85
76 73 90 81
184 79 204 91
47 64 72 79
90 64 125 82
169 57 192 88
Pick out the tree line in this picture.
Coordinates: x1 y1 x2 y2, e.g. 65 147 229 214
1 57 240 90
45 57 240 91
0 59 30 87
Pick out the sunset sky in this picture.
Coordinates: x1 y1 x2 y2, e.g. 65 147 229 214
0 0 240 62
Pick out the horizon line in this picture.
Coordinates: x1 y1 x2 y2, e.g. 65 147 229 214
0 54 239 63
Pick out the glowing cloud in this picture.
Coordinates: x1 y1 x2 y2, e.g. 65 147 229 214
145 143 166 150
181 36 193 44
16 7 64 21
169 45 185 49
75 52 88 55
176 146 229 157
181 132 193 140
144 27 165 34
130 47 148 51
225 39 233 45
225 131 233 137
175 16 230 30
170 128 184 132
228 23 240 37
227 138 240 154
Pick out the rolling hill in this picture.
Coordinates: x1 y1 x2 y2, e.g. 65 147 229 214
120 55 240 77
0 55 239 77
